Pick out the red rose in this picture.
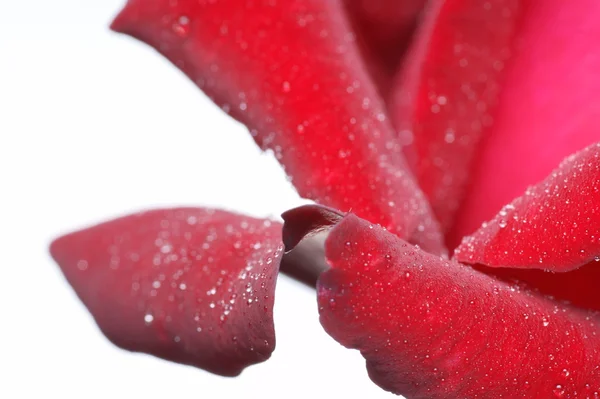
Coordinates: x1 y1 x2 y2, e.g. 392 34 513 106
51 1 600 397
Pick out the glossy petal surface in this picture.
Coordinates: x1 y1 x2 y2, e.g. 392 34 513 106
112 0 445 254
315 213 600 398
51 208 283 376
391 0 524 232
448 0 600 244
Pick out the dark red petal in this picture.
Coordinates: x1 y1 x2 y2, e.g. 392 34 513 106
50 208 283 376
343 0 426 100
281 204 343 251
278 204 342 287
447 0 600 244
390 0 525 233
454 143 600 310
111 0 445 255
315 213 600 398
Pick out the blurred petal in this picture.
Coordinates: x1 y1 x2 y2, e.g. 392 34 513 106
344 0 426 100
112 0 445 254
448 0 600 245
50 208 283 376
455 143 600 310
390 0 524 232
315 213 600 398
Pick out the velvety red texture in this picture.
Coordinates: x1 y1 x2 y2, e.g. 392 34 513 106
448 0 600 245
391 0 525 233
111 0 445 255
50 208 283 376
455 143 600 311
316 213 600 398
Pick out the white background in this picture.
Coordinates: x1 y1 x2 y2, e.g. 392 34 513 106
0 1 397 398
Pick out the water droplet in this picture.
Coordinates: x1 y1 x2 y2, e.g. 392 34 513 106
542 317 550 327
553 384 565 398
144 314 154 324
76 259 88 271
172 16 190 38
444 129 455 143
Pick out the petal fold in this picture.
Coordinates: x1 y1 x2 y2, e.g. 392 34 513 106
344 0 426 100
455 143 600 271
305 212 600 398
445 0 600 244
50 208 283 376
112 0 445 254
455 143 600 311
390 0 525 233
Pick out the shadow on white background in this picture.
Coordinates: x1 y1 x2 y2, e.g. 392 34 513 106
0 1 397 398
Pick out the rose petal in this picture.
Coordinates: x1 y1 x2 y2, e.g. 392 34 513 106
111 0 445 255
344 0 426 100
50 208 283 376
277 204 343 286
456 143 600 270
313 212 600 398
390 0 525 233
454 143 600 310
447 0 600 245
281 204 343 252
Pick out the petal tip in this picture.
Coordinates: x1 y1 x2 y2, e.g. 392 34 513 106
281 205 343 252
109 1 139 34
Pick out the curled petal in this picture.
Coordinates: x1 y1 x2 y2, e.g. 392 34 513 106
446 0 600 244
112 0 445 255
278 204 343 286
50 208 283 376
455 143 600 310
390 0 525 232
289 212 600 398
281 204 343 251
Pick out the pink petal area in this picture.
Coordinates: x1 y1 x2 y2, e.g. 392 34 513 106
449 0 600 245
316 213 600 398
111 0 445 255
344 0 426 100
390 0 525 232
455 143 600 310
50 208 283 376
